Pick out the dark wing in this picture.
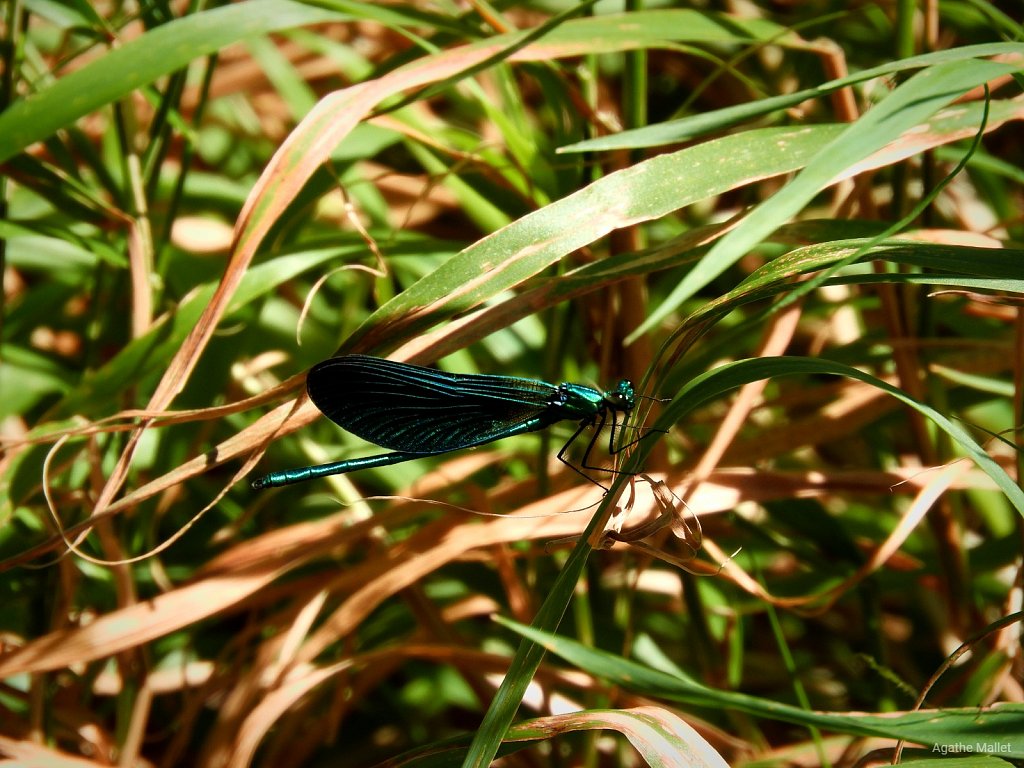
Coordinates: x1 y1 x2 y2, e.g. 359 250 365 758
306 355 559 453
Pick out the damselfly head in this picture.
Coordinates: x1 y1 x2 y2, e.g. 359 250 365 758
605 379 636 412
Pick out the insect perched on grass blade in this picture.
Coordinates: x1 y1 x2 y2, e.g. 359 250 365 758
251 354 646 490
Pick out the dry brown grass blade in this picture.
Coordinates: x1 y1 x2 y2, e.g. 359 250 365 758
699 462 974 611
507 706 729 768
676 466 997 513
722 378 900 465
607 464 998 585
0 397 321 573
291 489 600 665
0 561 290 677
0 735 106 767
227 658 354 768
2 371 305 449
226 642 608 767
0 485 602 705
688 301 802 486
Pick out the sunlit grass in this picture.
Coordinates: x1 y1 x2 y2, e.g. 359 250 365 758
1 3 1022 766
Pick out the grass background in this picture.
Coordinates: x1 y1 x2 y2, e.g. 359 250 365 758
1 1 1023 766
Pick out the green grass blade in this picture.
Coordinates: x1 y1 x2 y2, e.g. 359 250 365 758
343 125 844 354
629 55 1024 342
564 42 1024 151
0 0 345 162
502 618 1024 756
